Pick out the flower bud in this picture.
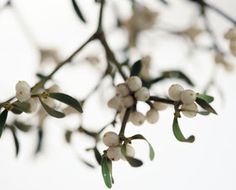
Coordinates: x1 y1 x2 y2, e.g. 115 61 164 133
146 109 159 124
107 147 122 161
180 89 196 105
153 102 168 111
134 87 150 101
121 144 135 160
130 111 145 126
126 76 142 92
103 132 120 147
121 95 135 108
15 81 31 102
116 83 130 97
107 96 123 111
48 84 60 93
168 84 184 101
181 103 198 118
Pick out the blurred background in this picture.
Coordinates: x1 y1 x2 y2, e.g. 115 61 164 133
0 0 236 189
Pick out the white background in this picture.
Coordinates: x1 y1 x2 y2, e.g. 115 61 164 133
0 0 236 189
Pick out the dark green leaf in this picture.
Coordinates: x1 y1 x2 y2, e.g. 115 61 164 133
14 120 31 132
39 97 65 118
65 130 72 143
35 128 43 154
197 93 214 103
130 60 142 76
12 101 31 113
101 156 112 189
129 134 155 160
172 117 195 143
196 98 217 114
0 109 8 137
79 157 95 168
71 0 86 23
162 70 194 86
94 147 102 165
49 93 83 113
10 127 20 157
121 145 143 167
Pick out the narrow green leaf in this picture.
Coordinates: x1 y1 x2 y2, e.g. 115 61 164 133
14 120 31 132
71 0 87 23
39 97 65 118
130 60 142 76
196 98 217 114
94 147 102 165
129 134 155 161
49 93 83 113
10 127 20 157
35 128 43 154
0 109 8 137
172 117 195 143
79 157 95 168
197 93 214 103
101 156 112 188
12 101 31 113
121 145 143 167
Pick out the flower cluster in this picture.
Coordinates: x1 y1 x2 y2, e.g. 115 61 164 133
103 131 135 161
168 84 198 118
224 27 236 56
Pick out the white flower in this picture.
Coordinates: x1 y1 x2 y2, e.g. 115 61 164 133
107 147 122 161
126 76 142 92
134 87 150 101
116 83 130 97
153 102 168 111
15 81 31 102
130 111 145 126
121 95 135 108
181 103 198 118
146 109 159 124
103 132 120 147
180 89 196 105
168 84 184 101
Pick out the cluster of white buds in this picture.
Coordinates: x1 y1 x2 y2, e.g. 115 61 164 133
103 131 135 161
108 76 151 126
145 102 168 124
168 84 198 118
224 27 236 56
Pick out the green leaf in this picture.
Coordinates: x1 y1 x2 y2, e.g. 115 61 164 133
65 130 72 143
162 70 194 86
172 117 195 143
197 93 214 103
94 147 102 165
129 134 155 161
196 98 217 114
10 127 20 157
35 128 43 154
130 60 142 76
121 145 143 167
101 156 113 189
14 120 31 132
49 93 83 113
0 109 8 137
12 101 31 113
39 97 65 118
71 0 86 23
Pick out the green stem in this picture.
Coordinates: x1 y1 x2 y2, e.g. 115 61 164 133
119 108 131 138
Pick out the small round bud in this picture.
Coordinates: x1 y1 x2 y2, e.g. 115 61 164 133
103 132 120 147
181 103 198 118
180 89 196 105
27 98 38 113
134 87 150 101
146 109 159 124
130 111 145 126
126 76 142 92
121 144 135 160
116 83 130 97
15 81 31 102
153 102 168 111
121 95 135 108
224 28 236 40
107 147 122 161
107 96 123 111
48 84 60 93
168 84 184 101
214 53 225 64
